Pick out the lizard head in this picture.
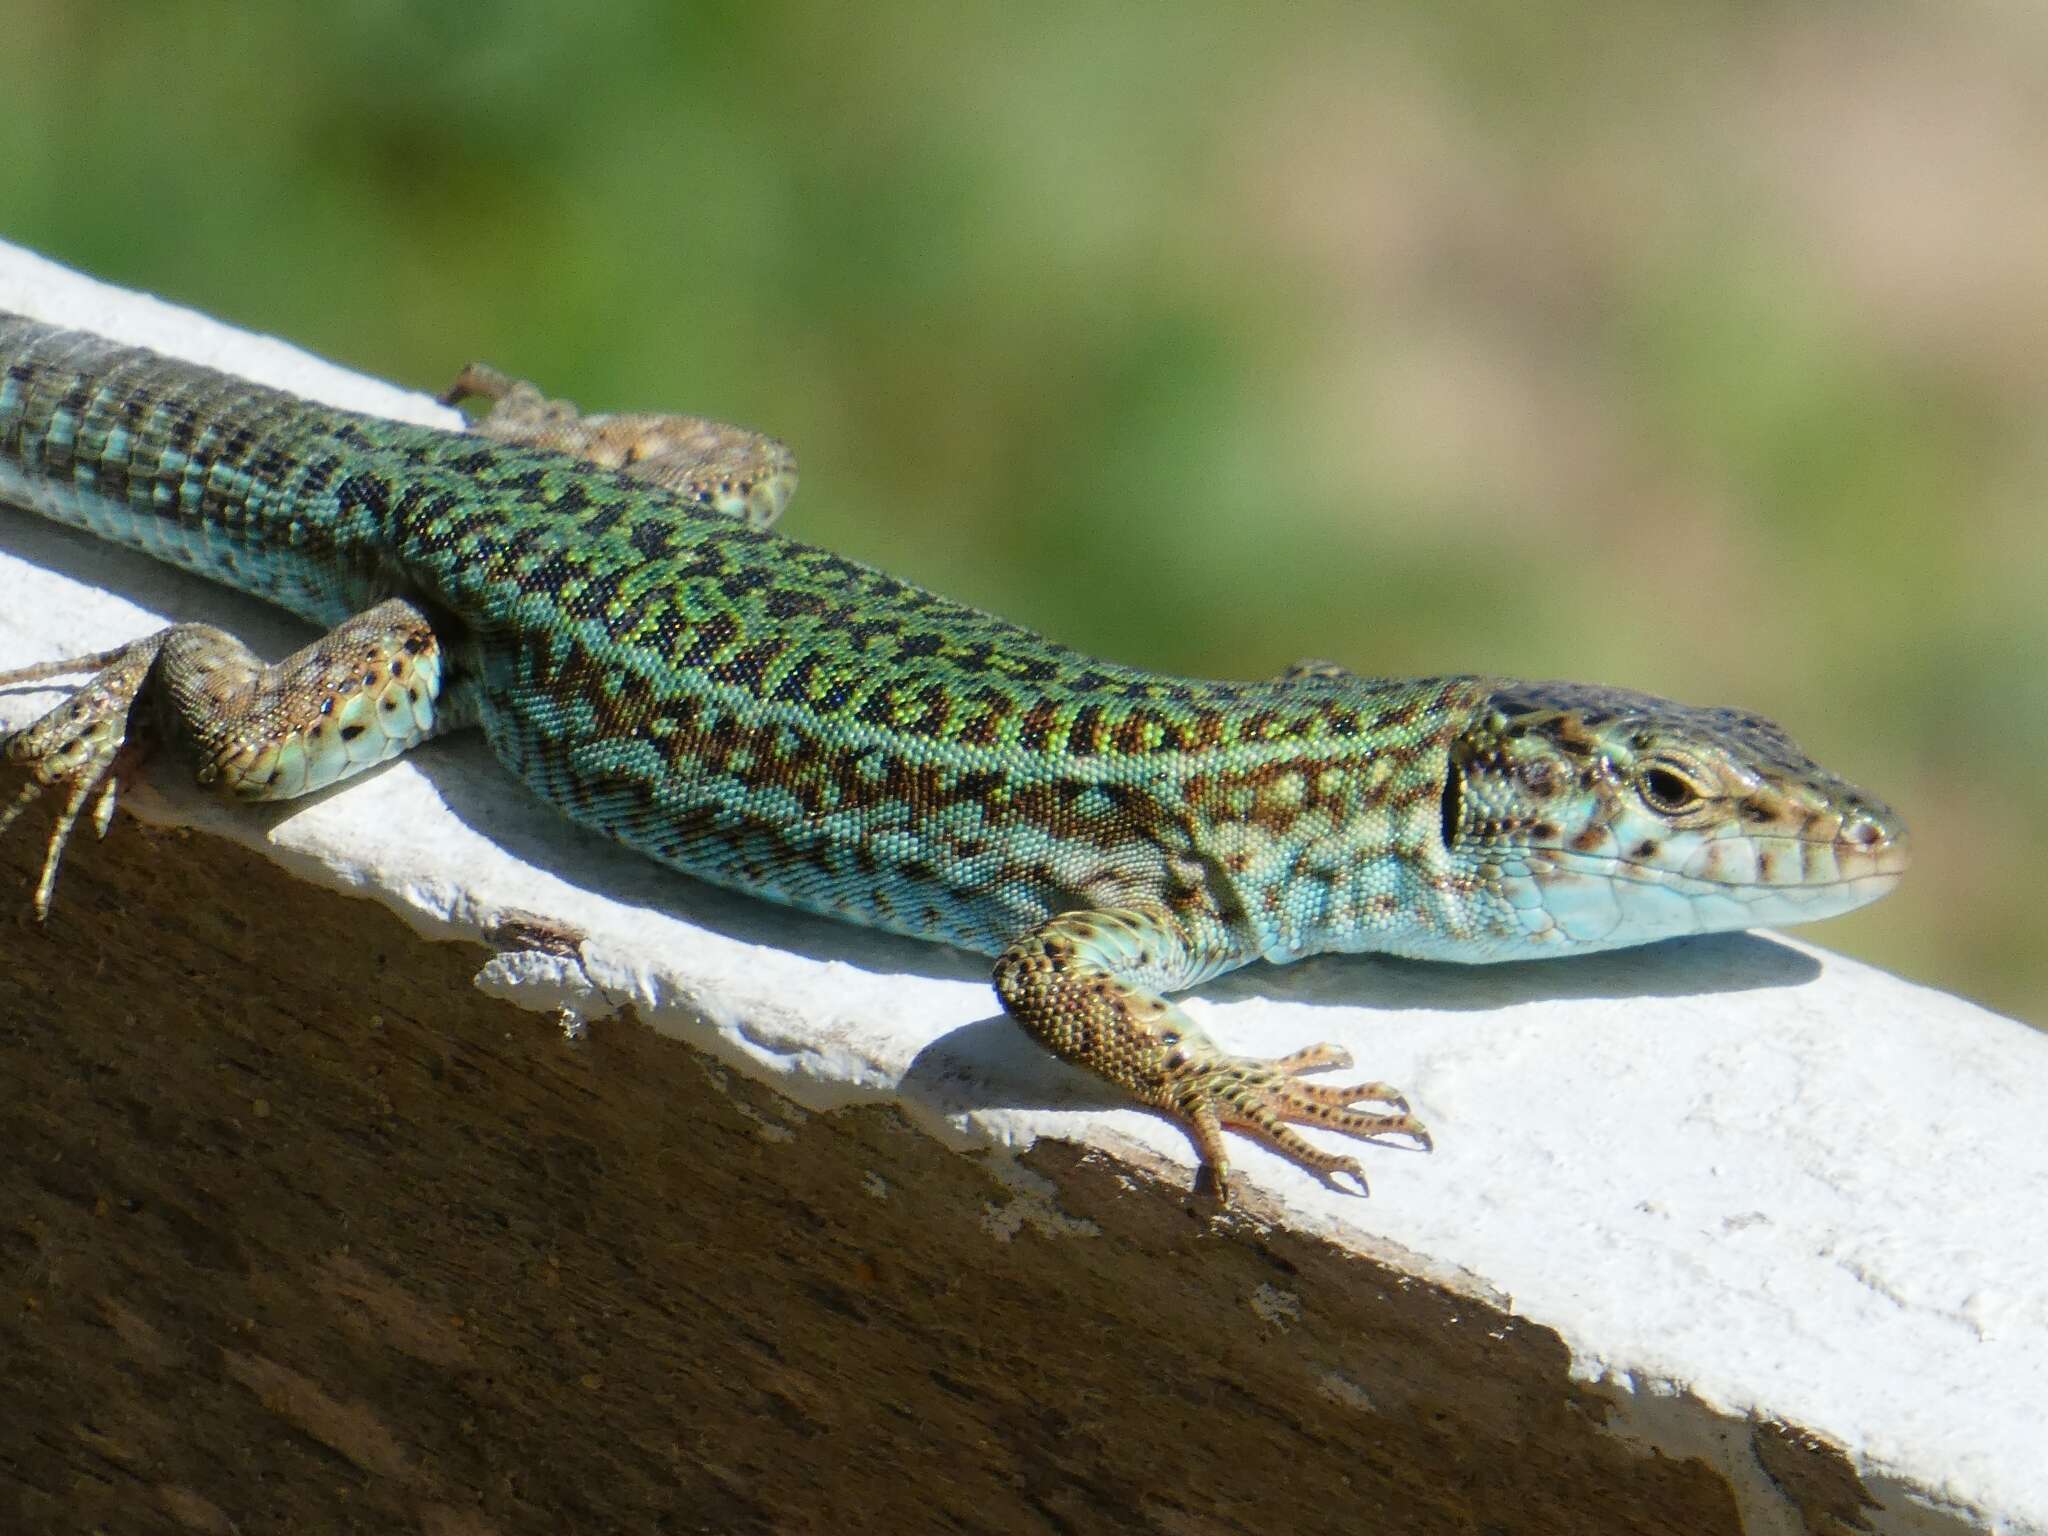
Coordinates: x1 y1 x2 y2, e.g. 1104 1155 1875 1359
1439 681 1908 954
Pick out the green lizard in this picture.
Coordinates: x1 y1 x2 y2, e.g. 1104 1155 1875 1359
0 314 1908 1197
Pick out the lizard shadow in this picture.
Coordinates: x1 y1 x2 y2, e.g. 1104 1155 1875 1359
901 932 1823 1123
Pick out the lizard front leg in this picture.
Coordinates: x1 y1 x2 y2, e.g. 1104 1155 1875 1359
992 903 1430 1199
0 598 450 917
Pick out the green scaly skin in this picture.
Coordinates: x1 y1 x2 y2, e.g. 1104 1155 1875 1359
0 314 1909 1197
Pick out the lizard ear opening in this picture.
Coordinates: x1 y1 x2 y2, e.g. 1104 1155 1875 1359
1440 756 1463 850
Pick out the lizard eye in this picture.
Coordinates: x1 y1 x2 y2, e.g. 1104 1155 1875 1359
1637 761 1706 815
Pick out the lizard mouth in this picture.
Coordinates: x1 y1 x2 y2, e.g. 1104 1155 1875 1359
1510 827 1909 940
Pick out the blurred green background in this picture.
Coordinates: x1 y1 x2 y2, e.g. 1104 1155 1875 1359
2 1 2041 1024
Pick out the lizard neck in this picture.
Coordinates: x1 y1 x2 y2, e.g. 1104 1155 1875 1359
1183 676 1497 967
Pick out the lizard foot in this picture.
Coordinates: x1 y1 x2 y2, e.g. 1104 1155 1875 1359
994 905 1432 1201
0 638 162 918
442 363 798 529
1170 1041 1431 1200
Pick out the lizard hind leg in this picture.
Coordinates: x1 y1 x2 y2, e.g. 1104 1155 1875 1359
991 904 1430 1200
442 364 799 530
1 598 448 918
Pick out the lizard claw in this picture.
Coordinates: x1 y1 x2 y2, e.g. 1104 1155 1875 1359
1175 1041 1431 1200
1 640 160 919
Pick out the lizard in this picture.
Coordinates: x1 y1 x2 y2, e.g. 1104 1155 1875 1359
0 311 1910 1199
